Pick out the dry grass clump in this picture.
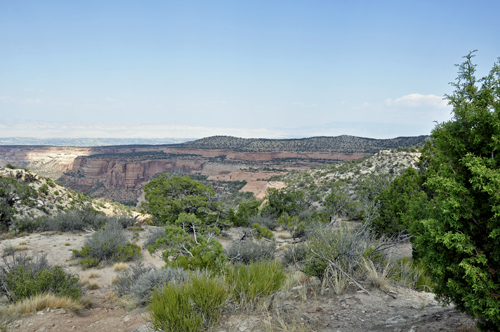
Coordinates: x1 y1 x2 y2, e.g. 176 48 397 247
86 282 100 290
15 245 28 251
113 262 128 271
88 272 99 278
2 243 16 256
277 232 293 239
0 293 92 319
362 257 391 290
111 276 120 284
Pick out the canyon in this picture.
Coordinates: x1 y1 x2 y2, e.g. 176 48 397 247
0 135 429 205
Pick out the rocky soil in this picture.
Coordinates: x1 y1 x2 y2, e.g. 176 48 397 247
0 226 477 332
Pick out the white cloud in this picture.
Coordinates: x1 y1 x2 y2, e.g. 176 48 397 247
0 96 10 101
385 93 448 108
23 88 35 91
106 97 117 102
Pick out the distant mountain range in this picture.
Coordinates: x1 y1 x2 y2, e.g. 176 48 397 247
183 135 430 153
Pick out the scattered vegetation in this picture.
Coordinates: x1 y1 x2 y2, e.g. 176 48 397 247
252 223 274 239
225 260 286 305
72 220 141 268
225 239 276 264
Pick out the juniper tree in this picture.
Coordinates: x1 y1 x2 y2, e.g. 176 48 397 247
406 51 500 331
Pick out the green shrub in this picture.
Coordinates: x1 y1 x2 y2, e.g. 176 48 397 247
148 273 229 332
248 215 279 230
130 267 189 304
231 200 260 226
225 240 276 264
225 260 285 304
73 221 140 268
261 188 308 218
148 214 225 271
113 260 154 297
303 222 399 283
252 223 273 239
143 174 220 226
39 184 49 195
282 243 308 266
142 226 166 249
5 164 30 172
1 177 38 231
391 257 433 291
46 178 55 188
277 214 307 238
13 216 42 233
0 253 82 302
149 283 203 332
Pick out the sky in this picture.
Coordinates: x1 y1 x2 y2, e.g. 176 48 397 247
1 0 499 140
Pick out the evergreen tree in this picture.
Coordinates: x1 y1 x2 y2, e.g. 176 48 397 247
407 51 500 331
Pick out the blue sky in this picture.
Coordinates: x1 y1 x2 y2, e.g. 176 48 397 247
1 0 499 139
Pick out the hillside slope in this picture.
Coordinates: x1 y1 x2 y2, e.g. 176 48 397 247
264 149 421 212
0 166 133 220
183 135 429 153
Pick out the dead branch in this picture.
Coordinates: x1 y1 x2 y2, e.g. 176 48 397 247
310 248 371 295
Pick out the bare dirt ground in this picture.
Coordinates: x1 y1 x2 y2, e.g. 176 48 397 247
0 227 477 332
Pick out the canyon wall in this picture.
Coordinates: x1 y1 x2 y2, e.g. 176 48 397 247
0 134 428 204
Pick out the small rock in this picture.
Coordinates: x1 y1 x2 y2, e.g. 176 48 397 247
238 327 248 332
37 327 46 332
123 315 131 322
51 308 66 314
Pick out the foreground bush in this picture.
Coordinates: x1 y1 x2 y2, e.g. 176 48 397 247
113 261 154 297
402 53 500 331
225 260 285 304
304 221 410 295
225 239 276 264
73 221 140 268
148 273 229 332
130 267 189 304
0 253 82 302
